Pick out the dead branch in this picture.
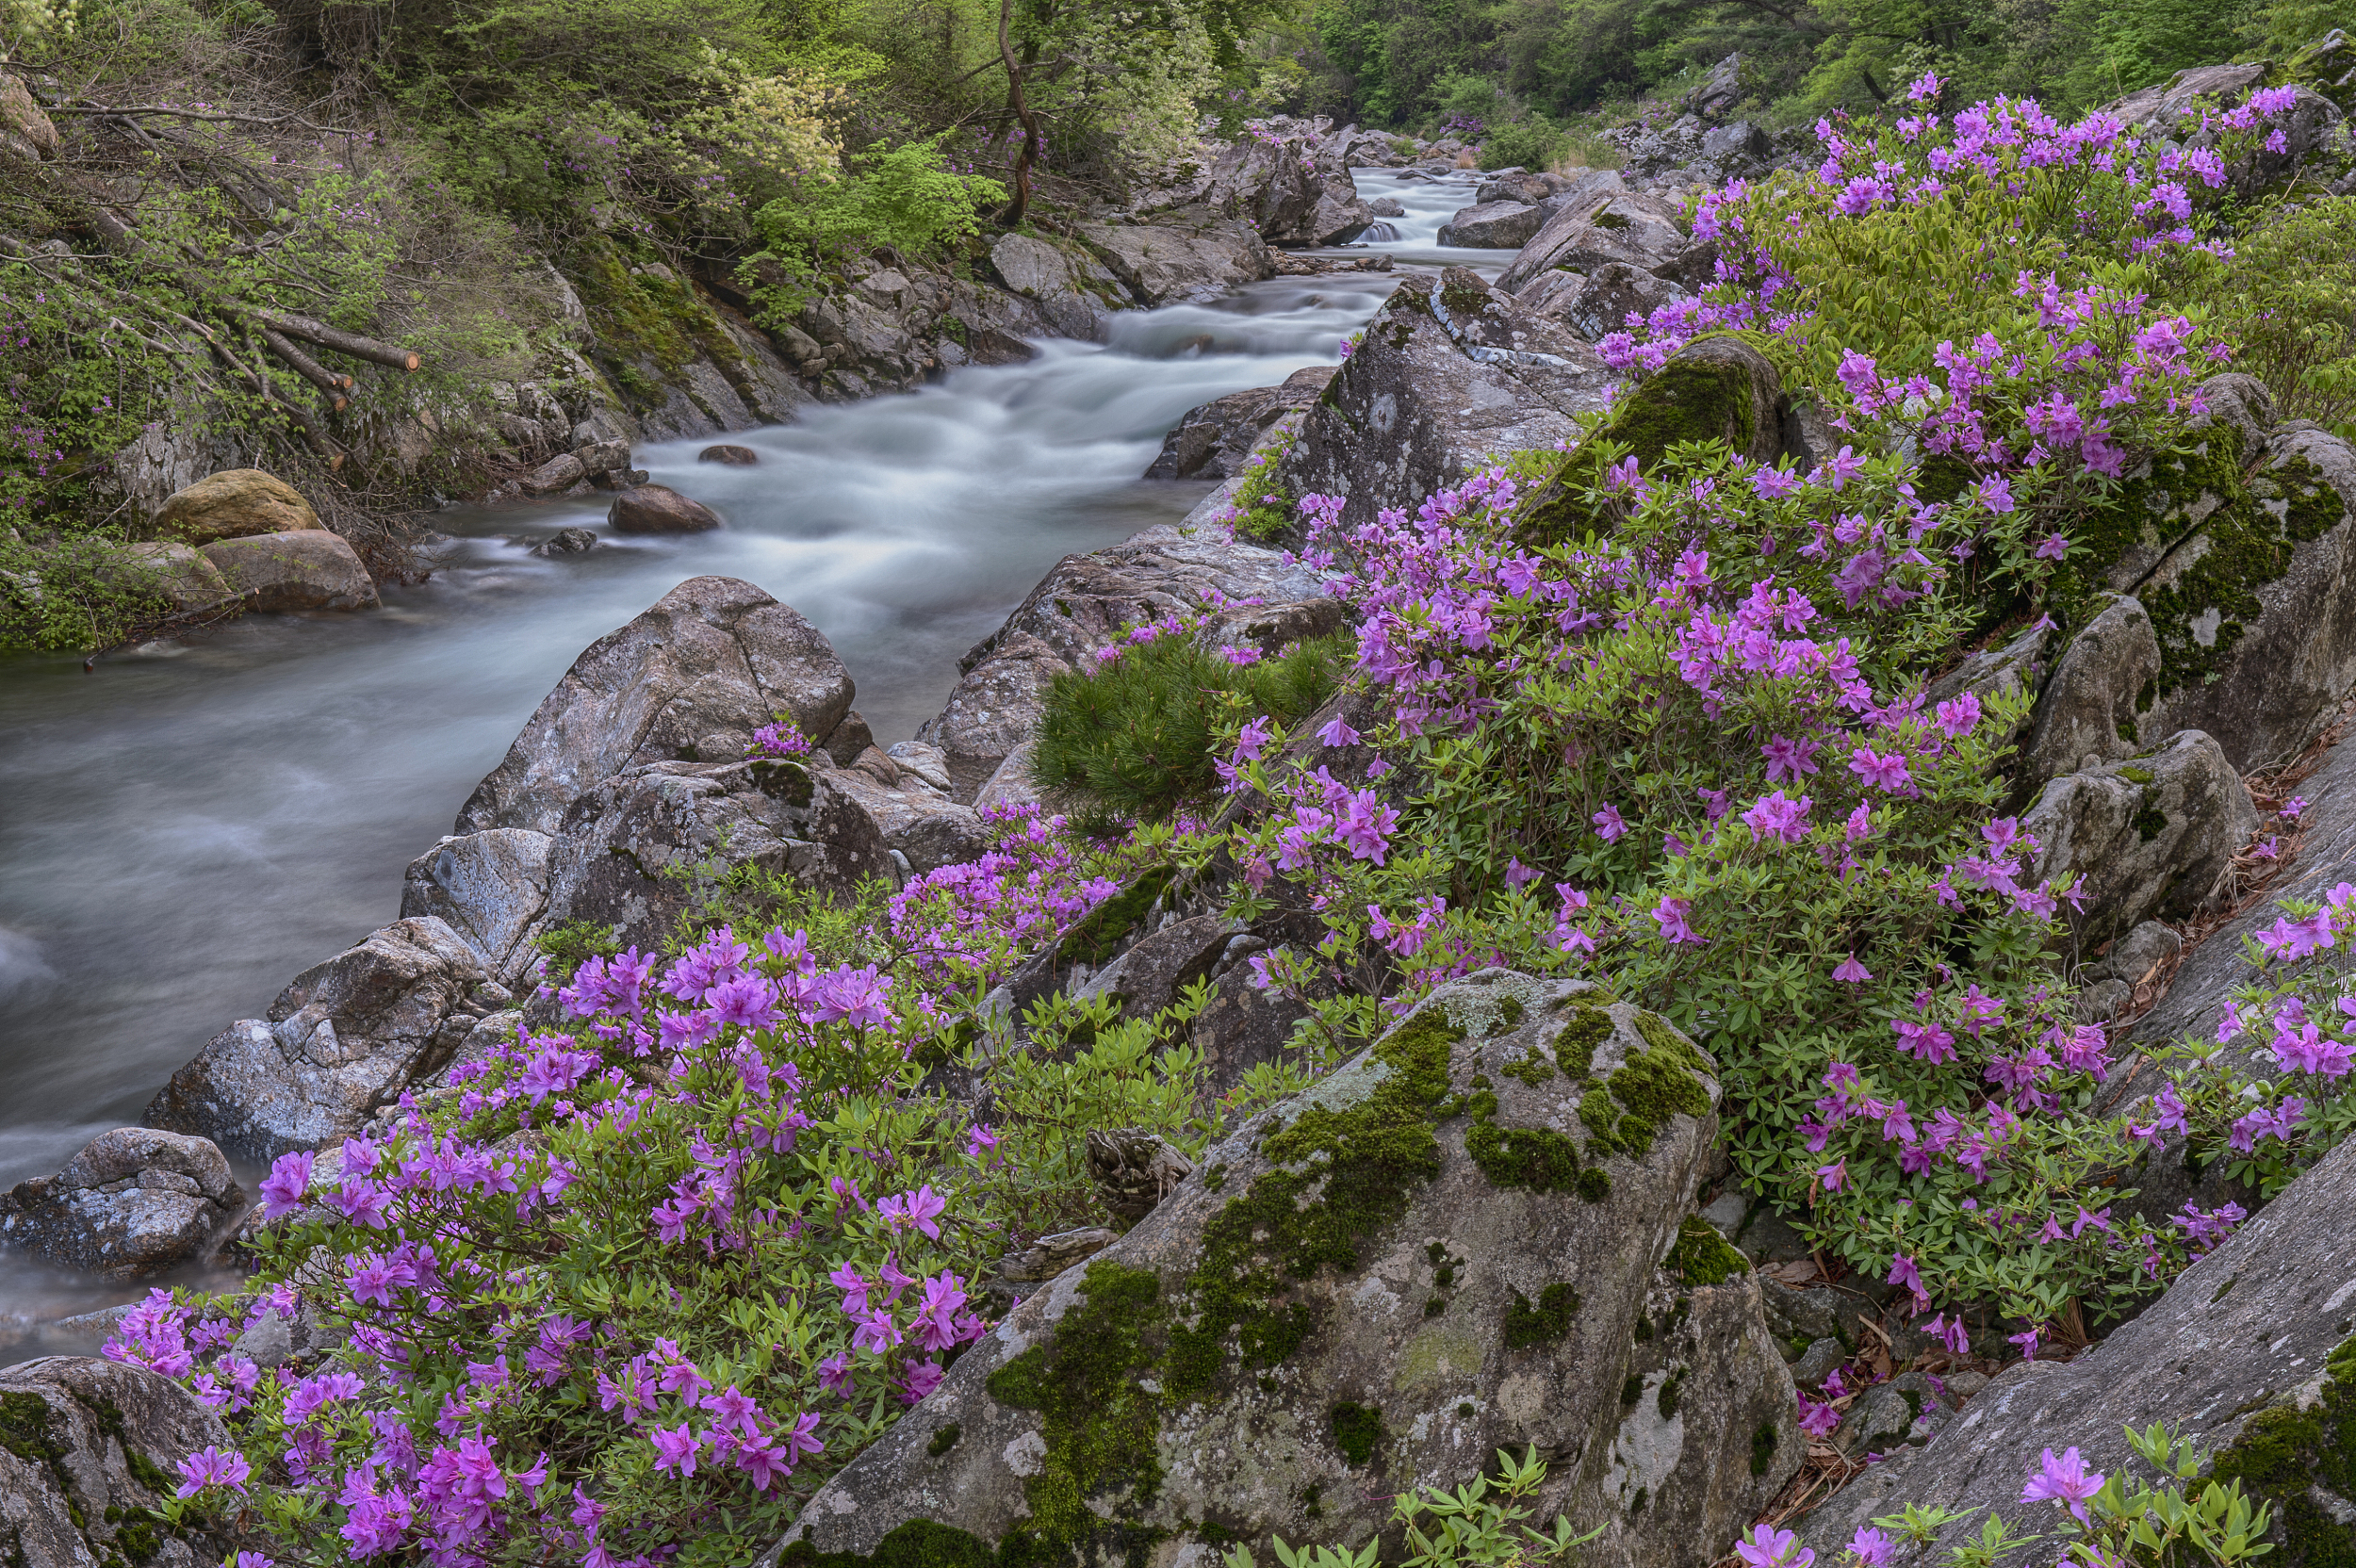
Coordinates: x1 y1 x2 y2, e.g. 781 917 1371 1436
259 325 352 408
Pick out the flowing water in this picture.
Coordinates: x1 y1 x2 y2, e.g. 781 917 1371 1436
0 167 1491 1348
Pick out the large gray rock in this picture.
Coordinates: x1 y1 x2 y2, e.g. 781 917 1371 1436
198 529 378 612
1145 368 1336 482
1496 188 1691 298
772 970 1799 1568
1074 212 1276 307
2020 594 2163 793
457 575 855 836
146 916 506 1161
1437 200 1545 248
0 1356 232 1568
0 1128 242 1279
1517 261 1690 343
920 521 1327 798
1799 1133 2356 1564
819 758 986 874
1278 267 1616 531
1147 117 1374 246
533 759 895 944
2024 728 2257 949
400 825 556 983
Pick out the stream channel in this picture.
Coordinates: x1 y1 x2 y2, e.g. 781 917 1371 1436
0 168 1504 1348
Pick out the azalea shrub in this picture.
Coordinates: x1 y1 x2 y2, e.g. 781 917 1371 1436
113 805 1218 1567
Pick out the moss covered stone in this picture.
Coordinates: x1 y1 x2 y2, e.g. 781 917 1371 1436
1058 867 1176 967
1582 1019 1712 1160
1663 1216 1748 1286
2210 1331 2356 1565
1512 333 1786 550
1553 1005 1614 1079
1166 1006 1461 1396
1502 1283 1582 1350
983 1261 1170 1567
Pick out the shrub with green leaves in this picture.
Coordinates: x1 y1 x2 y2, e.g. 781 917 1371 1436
1030 625 1347 828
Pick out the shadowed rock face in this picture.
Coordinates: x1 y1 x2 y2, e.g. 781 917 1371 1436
0 1356 236 1568
1797 1134 2356 1566
1278 268 1616 531
769 970 1800 1568
0 1127 243 1278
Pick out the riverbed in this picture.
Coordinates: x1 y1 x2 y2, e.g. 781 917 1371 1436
0 167 1496 1347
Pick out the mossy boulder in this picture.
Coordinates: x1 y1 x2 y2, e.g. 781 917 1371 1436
0 1355 233 1568
154 467 323 546
773 970 1799 1568
1798 1130 2356 1565
1513 333 1790 551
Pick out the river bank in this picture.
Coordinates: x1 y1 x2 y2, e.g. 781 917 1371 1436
0 168 1496 1353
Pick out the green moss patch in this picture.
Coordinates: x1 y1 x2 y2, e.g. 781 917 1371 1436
1057 867 1176 967
1664 1216 1749 1286
2210 1331 2356 1565
1330 1401 1383 1465
1166 1006 1461 1397
1582 1020 1713 1159
983 1262 1170 1567
1502 1283 1581 1350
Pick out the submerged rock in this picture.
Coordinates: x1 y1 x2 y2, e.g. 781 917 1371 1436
771 970 1799 1568
1798 1132 2356 1563
0 1127 243 1278
0 1355 233 1568
698 444 760 466
146 917 509 1161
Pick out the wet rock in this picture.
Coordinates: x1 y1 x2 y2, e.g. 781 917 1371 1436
1496 184 1690 298
124 541 239 617
1437 199 1544 248
532 527 598 556
1277 267 1615 531
609 483 722 533
771 971 1798 1568
698 444 759 466
0 1355 232 1568
1367 196 1407 218
458 575 854 836
2019 594 2162 793
920 525 1325 797
147 917 505 1161
198 530 378 612
1074 212 1276 307
154 466 321 544
2024 728 2257 951
521 450 587 496
1143 367 1336 481
1799 1132 2356 1563
1517 260 1690 342
0 1128 242 1279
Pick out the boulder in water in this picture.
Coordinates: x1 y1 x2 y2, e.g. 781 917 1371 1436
146 916 509 1161
0 1127 243 1278
610 483 722 533
1073 213 1276 307
532 527 598 556
457 575 854 836
771 971 1799 1568
154 467 321 544
698 444 760 466
1366 196 1406 217
198 529 378 612
1144 367 1335 481
1437 199 1544 248
123 541 239 617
